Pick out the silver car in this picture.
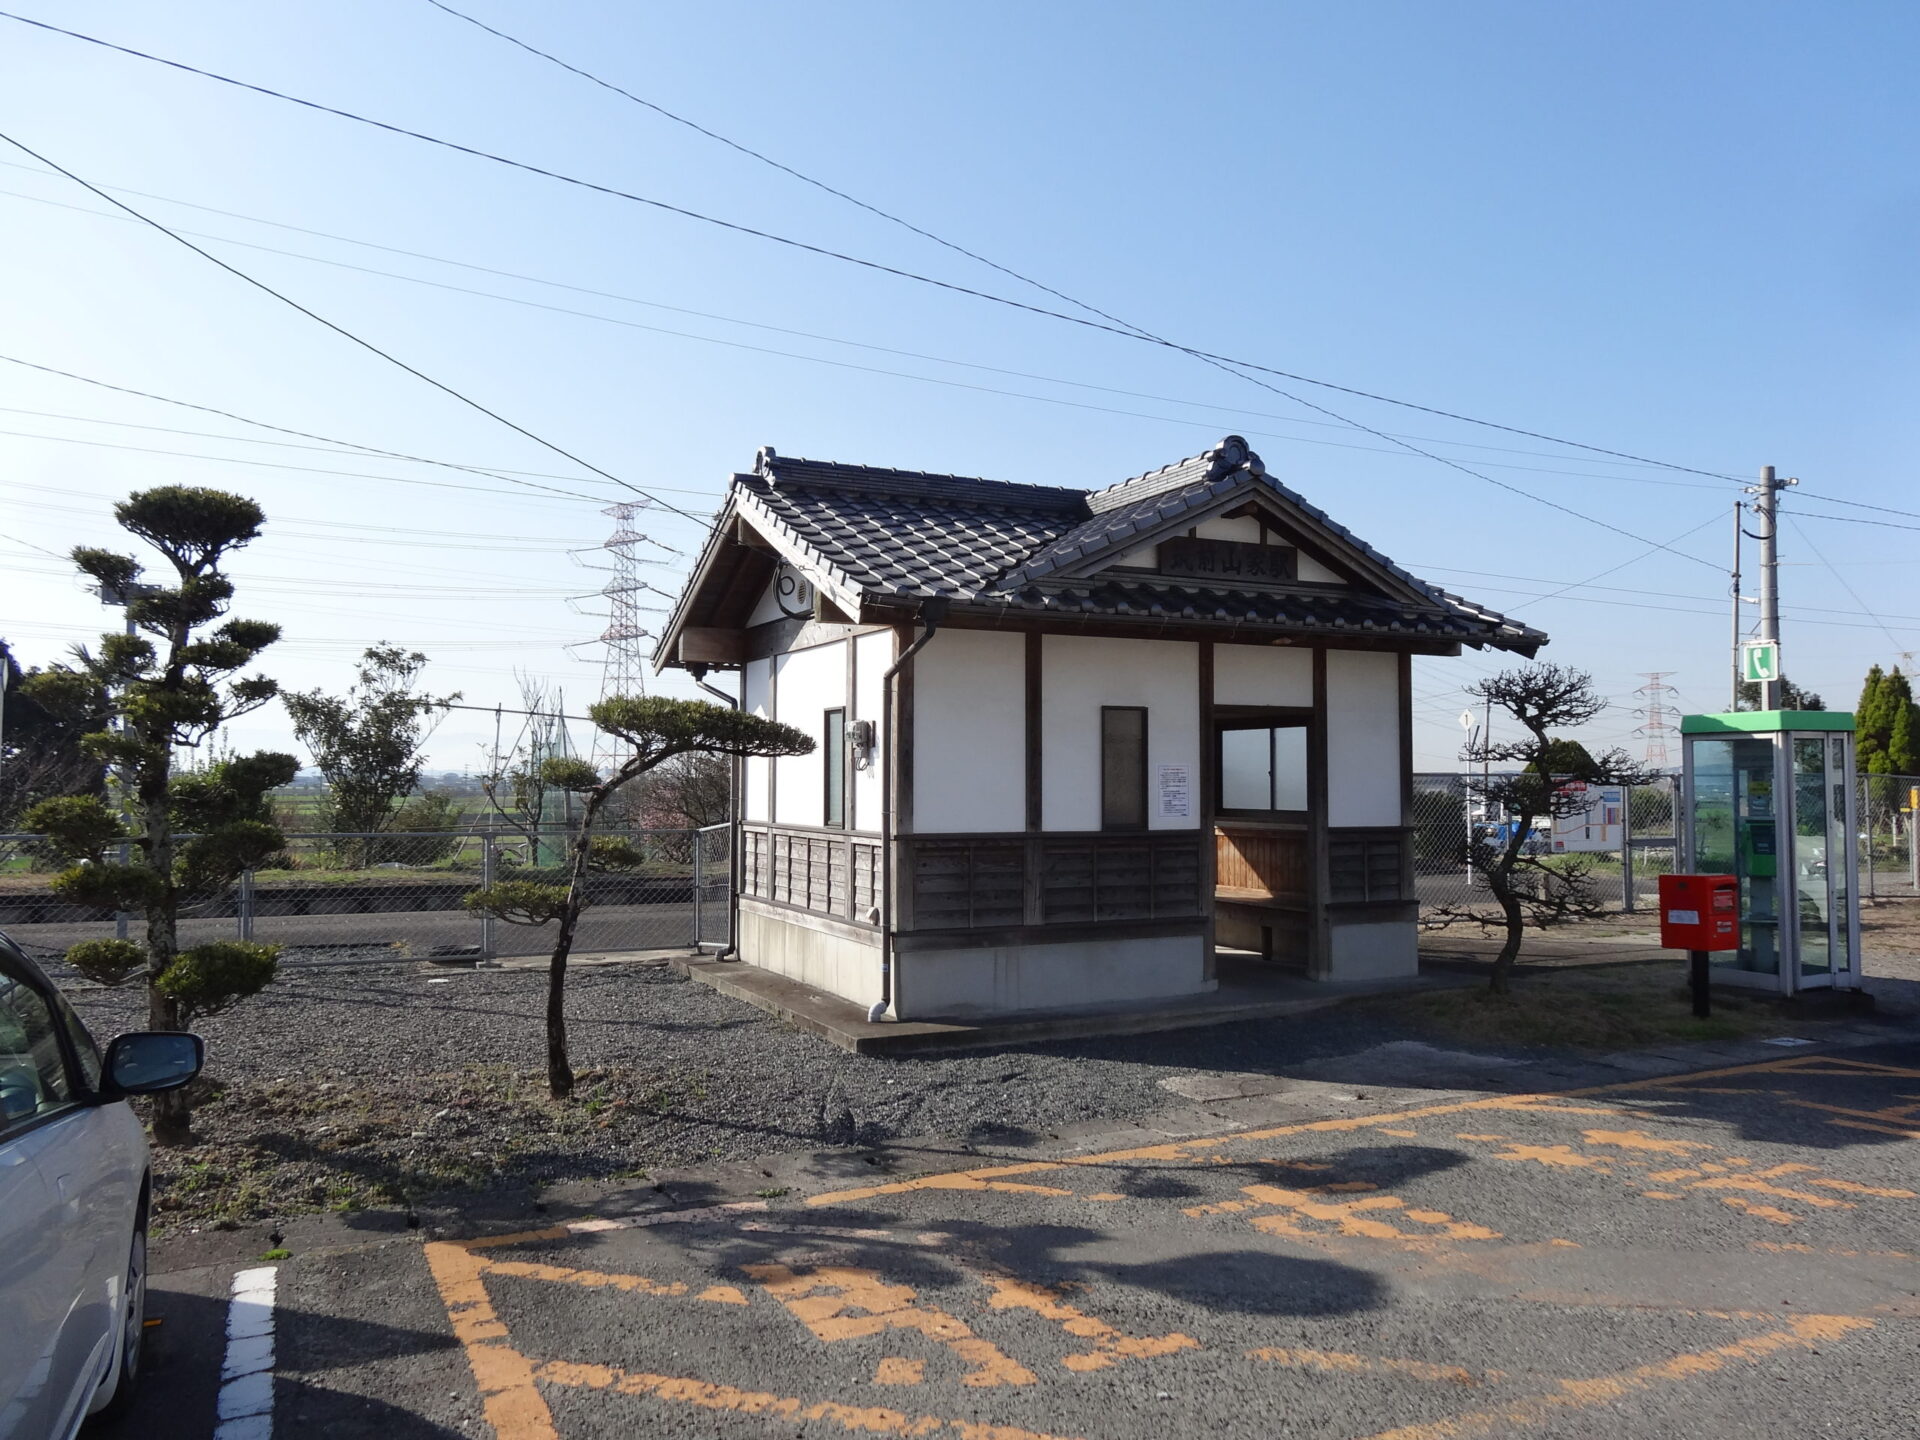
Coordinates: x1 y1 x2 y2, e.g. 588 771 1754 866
0 932 203 1440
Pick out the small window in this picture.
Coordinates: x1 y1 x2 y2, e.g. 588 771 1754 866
1218 723 1309 814
823 708 847 828
1101 707 1148 831
0 968 75 1134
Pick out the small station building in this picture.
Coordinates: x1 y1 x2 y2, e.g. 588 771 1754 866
655 437 1544 1021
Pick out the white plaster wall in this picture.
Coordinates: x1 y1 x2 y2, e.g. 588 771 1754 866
1213 645 1314 707
852 629 892 834
748 566 820 626
913 629 1026 833
747 574 786 626
771 640 848 827
1041 636 1199 832
1328 919 1419 980
1297 553 1345 584
742 657 771 822
1193 515 1263 543
739 902 880 1005
895 934 1210 1018
1325 649 1402 827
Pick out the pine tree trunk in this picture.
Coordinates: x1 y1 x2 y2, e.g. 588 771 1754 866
544 788 608 1101
142 760 190 1146
1488 891 1524 996
1484 808 1534 999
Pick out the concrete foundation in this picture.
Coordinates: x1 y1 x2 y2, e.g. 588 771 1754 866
1327 918 1420 980
738 900 881 1008
893 933 1213 1020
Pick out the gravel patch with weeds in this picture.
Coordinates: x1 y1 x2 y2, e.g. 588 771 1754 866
66 957 1438 1233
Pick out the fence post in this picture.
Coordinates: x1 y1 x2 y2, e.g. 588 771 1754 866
1910 782 1918 896
1866 778 1877 904
698 829 714 952
235 868 255 941
1620 787 1635 913
479 828 496 962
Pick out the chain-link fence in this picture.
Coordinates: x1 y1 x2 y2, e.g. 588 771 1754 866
1859 774 1919 900
1414 769 1920 923
1411 773 1680 923
0 824 734 972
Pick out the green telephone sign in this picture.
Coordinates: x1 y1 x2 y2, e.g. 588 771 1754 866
1741 641 1779 684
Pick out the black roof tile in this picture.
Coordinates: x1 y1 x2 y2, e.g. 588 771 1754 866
658 438 1546 659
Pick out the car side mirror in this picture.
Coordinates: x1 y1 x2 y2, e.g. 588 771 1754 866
100 1032 205 1098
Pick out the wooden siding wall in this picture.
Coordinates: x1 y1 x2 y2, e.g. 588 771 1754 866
743 825 881 923
906 832 1203 932
1326 829 1409 903
1214 824 1308 898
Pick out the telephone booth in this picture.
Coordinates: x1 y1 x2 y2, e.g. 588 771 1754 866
1678 711 1861 994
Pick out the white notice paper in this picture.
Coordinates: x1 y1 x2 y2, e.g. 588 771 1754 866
1157 764 1193 820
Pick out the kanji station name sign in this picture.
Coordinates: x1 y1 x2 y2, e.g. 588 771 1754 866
1158 538 1297 584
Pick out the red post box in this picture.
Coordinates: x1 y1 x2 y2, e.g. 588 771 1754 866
1658 874 1738 951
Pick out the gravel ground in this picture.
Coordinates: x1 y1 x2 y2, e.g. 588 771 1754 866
65 953 1443 1234
61 905 1920 1235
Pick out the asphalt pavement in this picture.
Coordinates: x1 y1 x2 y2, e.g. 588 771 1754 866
96 1035 1920 1440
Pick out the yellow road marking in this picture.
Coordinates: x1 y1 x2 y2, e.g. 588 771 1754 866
483 1259 690 1297
1247 1346 1501 1386
1489 1143 1609 1170
423 1241 561 1440
1231 1182 1503 1244
977 1271 1199 1372
1581 1128 1711 1155
1809 1177 1918 1198
1751 1240 1920 1262
1352 1315 1874 1440
743 1263 1037 1387
1826 1117 1920 1139
535 1358 1085 1438
804 1056 1849 1209
872 1357 924 1385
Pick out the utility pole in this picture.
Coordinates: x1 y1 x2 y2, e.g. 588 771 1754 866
1729 501 1743 710
1745 465 1796 711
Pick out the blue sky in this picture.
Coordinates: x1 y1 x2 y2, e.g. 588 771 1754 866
3 1 1917 772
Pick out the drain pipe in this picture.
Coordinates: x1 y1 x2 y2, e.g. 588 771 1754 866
872 599 949 1023
688 664 742 960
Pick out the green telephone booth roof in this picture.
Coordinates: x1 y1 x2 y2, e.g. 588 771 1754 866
1679 710 1856 735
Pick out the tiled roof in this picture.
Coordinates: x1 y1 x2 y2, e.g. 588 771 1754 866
662 439 1546 656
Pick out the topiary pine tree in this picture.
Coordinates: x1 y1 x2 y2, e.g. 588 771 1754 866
467 696 810 1099
1441 663 1652 996
19 486 294 1145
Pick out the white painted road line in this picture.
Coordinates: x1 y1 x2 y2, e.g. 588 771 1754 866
213 1265 278 1440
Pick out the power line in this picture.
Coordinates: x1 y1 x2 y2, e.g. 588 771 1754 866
1503 510 1728 611
1786 515 1913 656
0 163 1754 479
0 423 701 517
0 11 1750 490
0 126 709 526
400 17 1757 562
1790 509 1920 537
0 477 592 541
0 353 632 507
421 0 1167 342
1792 490 1920 524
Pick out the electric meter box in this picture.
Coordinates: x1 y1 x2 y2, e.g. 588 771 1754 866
1658 874 1739 951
